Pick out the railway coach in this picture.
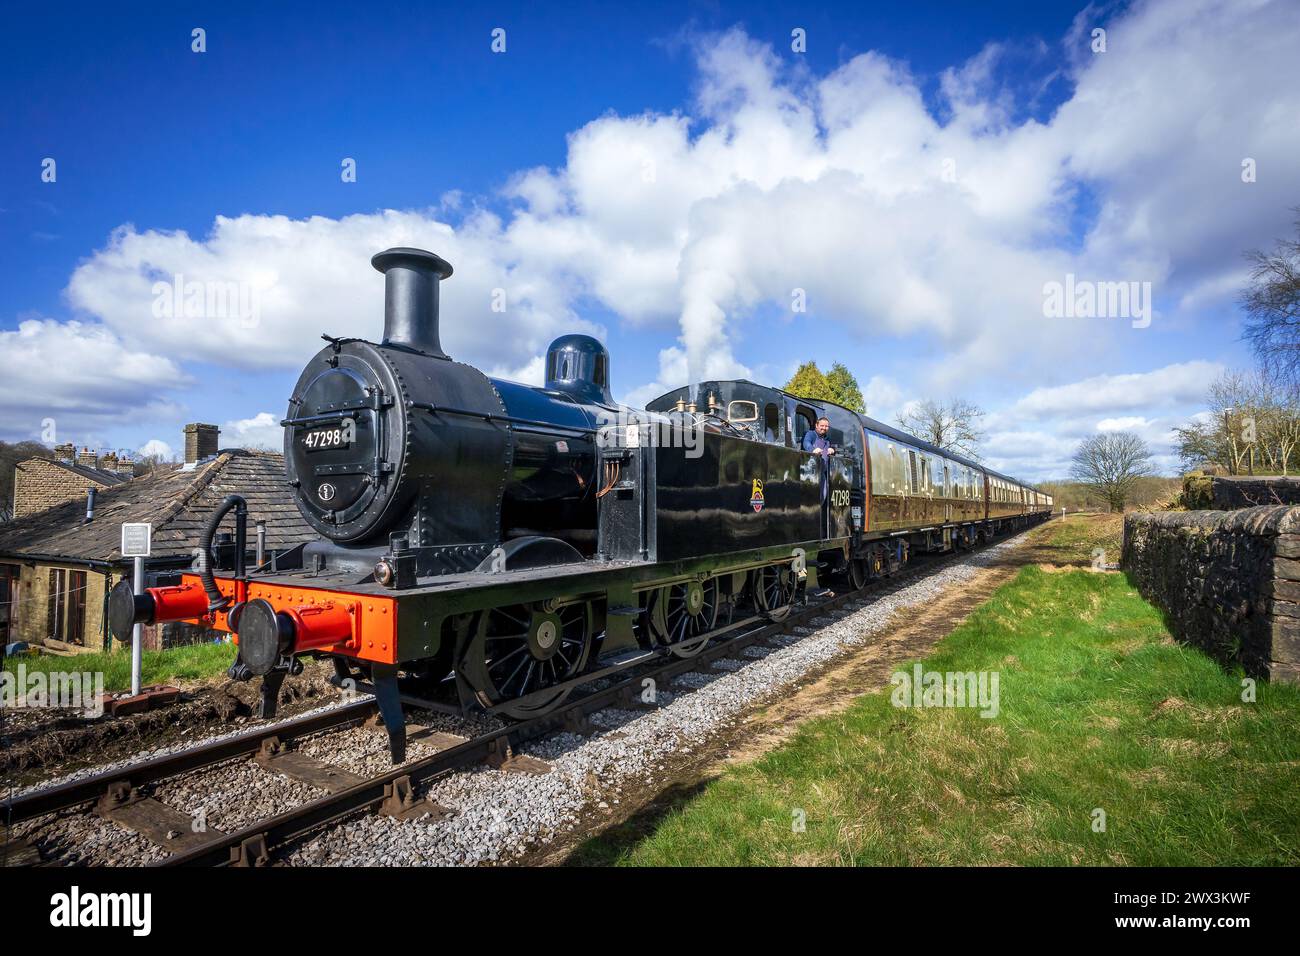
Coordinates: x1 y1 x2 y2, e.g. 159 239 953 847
109 246 1051 763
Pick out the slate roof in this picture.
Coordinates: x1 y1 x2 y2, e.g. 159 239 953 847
0 450 317 564
39 459 131 485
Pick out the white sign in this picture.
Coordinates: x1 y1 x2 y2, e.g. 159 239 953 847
121 523 152 558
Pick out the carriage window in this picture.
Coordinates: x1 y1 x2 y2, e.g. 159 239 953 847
728 400 758 422
764 403 781 442
883 442 901 493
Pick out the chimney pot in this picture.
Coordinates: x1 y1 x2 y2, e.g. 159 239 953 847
371 247 454 358
77 447 98 468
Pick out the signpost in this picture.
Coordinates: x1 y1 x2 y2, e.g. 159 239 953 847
120 523 152 697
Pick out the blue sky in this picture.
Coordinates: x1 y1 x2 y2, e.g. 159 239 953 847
2 0 1294 480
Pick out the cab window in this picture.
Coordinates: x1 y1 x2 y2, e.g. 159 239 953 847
795 407 816 448
763 403 781 442
728 400 758 422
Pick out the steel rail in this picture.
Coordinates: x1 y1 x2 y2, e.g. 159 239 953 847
1 698 377 824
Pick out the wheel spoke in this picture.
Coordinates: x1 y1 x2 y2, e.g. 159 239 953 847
498 654 530 694
497 608 531 629
471 602 594 717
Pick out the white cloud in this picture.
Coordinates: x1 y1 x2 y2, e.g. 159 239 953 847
863 375 905 422
137 438 175 461
63 1 1300 403
17 0 1297 480
0 318 188 442
981 363 1225 480
1008 360 1222 419
220 412 283 451
1096 416 1152 432
65 212 606 376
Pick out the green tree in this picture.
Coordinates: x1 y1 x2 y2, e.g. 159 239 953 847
785 360 866 412
784 361 836 404
825 362 866 413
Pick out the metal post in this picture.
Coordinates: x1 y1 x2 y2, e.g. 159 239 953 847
256 520 267 568
131 555 144 697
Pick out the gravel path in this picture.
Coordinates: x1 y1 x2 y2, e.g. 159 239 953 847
286 537 1025 866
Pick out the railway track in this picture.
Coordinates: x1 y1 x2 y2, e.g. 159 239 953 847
2 524 1036 867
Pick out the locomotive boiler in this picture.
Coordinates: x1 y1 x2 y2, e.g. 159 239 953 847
109 246 1051 763
286 247 609 576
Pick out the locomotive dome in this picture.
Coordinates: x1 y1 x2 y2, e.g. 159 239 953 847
545 334 614 405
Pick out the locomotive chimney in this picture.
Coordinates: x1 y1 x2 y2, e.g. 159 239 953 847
371 247 454 358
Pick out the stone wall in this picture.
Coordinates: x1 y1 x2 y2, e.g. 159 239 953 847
12 458 112 519
1122 506 1300 684
1183 473 1300 510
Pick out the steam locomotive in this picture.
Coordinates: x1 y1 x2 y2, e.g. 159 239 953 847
110 247 1051 762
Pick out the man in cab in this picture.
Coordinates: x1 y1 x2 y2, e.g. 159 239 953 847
801 416 836 458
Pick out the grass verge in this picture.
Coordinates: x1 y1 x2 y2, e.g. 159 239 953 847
573 558 1300 866
1045 512 1124 566
3 641 233 692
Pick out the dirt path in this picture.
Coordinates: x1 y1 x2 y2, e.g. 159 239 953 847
535 524 1053 865
0 659 339 789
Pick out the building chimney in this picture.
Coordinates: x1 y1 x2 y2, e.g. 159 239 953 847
77 447 98 468
101 452 118 471
54 442 75 462
115 455 135 476
372 247 454 358
184 423 220 464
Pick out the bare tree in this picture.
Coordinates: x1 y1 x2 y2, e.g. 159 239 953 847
1173 417 1224 472
134 452 177 477
897 399 986 458
1242 209 1300 382
1069 432 1153 512
1250 367 1300 475
0 440 55 523
1206 370 1258 474
1174 364 1300 476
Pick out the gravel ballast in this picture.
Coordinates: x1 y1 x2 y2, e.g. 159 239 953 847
287 538 1024 866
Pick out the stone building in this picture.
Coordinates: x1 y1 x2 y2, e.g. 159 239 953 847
0 426 315 653
11 443 133 519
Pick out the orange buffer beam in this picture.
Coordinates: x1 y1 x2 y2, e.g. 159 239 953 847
169 573 399 665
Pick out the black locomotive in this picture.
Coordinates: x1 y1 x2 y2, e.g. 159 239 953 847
110 246 1050 762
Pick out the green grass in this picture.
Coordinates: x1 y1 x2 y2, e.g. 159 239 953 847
573 564 1300 866
1046 512 1125 565
3 641 234 692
